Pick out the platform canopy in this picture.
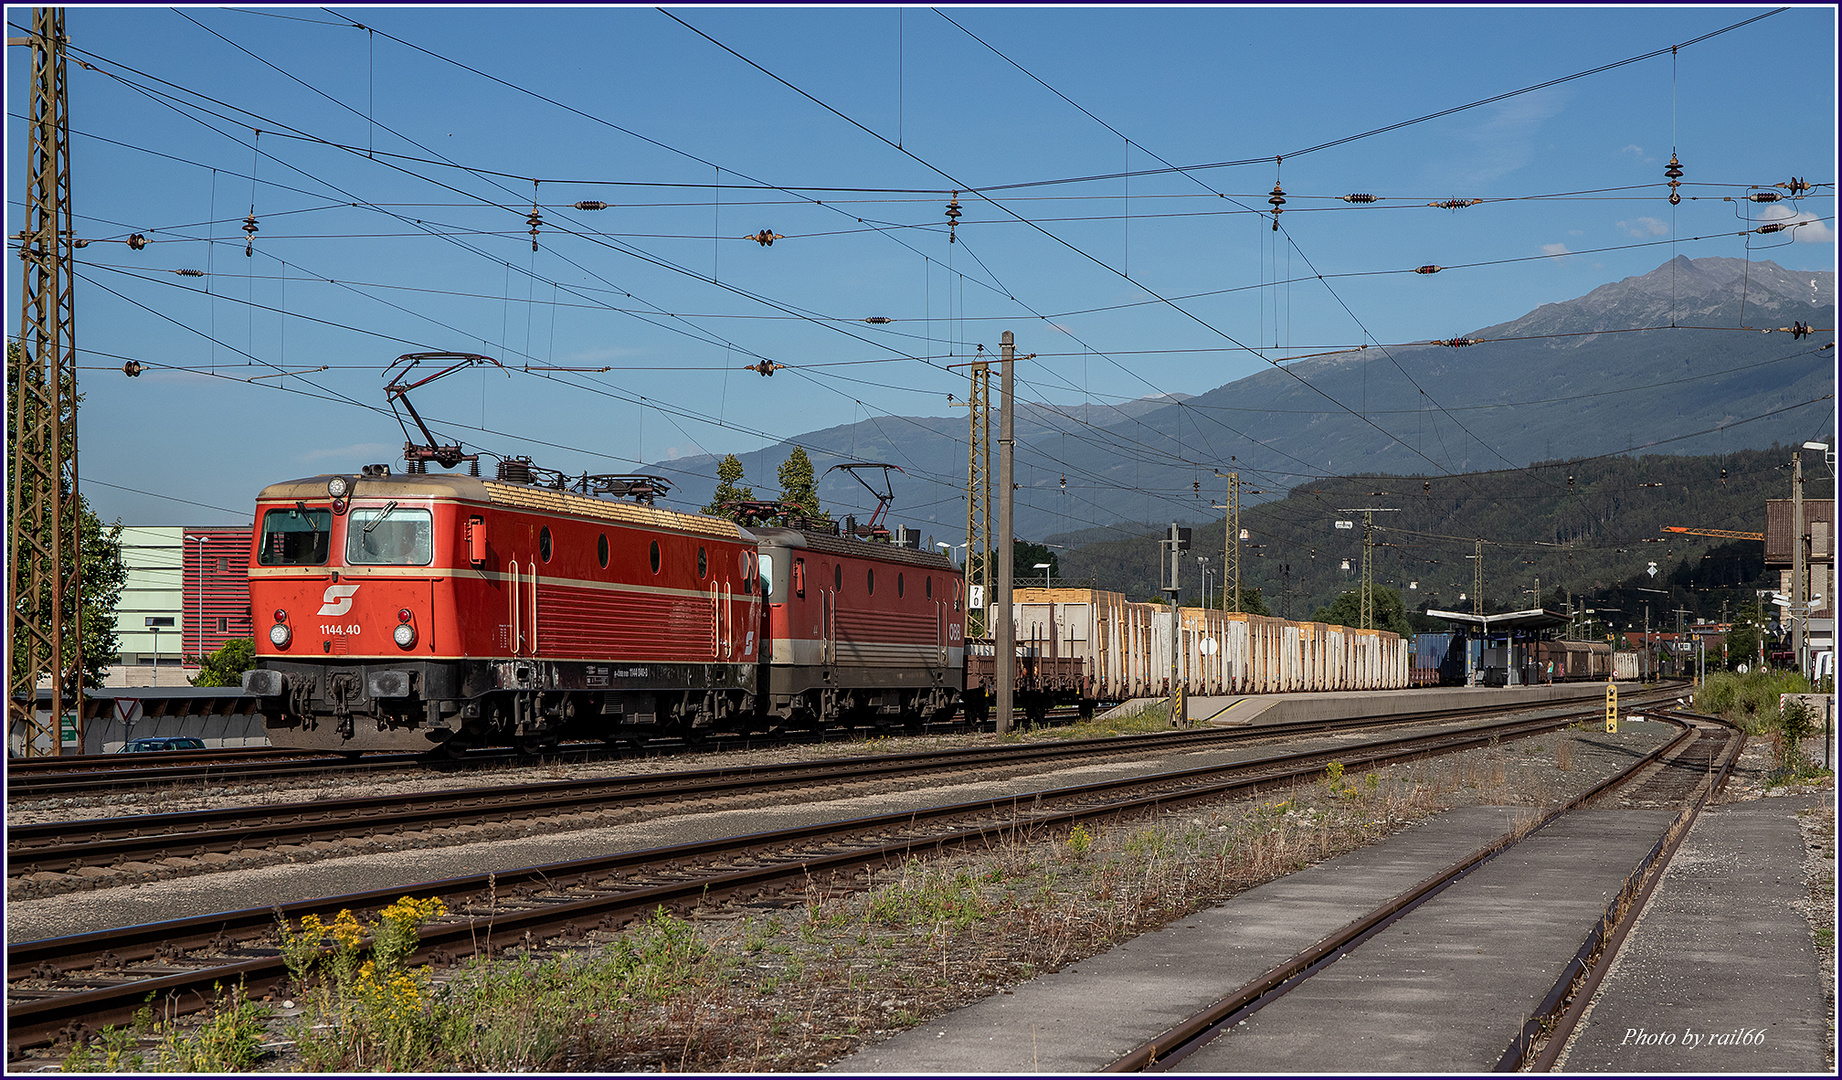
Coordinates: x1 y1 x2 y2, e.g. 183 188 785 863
1424 608 1571 633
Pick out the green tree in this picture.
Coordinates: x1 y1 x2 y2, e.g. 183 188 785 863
1221 586 1272 616
702 454 755 518
6 342 126 693
1013 541 1060 586
775 446 830 526
1311 586 1414 637
190 638 256 687
1724 620 1762 671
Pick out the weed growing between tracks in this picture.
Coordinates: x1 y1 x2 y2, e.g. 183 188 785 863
60 728 1653 1073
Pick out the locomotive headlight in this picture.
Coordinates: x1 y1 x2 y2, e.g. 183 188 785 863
392 622 417 649
269 622 292 648
326 475 349 499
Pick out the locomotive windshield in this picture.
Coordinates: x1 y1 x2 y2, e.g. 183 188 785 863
346 505 433 566
258 507 332 566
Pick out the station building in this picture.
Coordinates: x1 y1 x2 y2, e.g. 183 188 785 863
106 525 252 687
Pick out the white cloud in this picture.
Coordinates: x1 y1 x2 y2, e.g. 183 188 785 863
1617 217 1670 238
1540 243 1570 258
1621 144 1647 159
303 442 393 463
1758 204 1836 244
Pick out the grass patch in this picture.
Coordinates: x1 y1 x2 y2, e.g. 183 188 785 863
1695 670 1814 736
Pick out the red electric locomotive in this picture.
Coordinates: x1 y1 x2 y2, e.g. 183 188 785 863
244 465 763 754
242 352 967 754
752 526 963 730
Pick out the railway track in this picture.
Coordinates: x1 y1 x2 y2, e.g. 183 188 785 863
1095 707 1742 1072
1 715 1041 800
5 687 1686 1057
6 699 1616 880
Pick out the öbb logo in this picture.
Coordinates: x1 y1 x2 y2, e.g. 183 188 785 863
318 584 362 616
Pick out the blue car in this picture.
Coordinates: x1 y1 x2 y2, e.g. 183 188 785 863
118 737 208 753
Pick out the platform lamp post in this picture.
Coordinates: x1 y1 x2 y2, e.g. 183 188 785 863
1034 562 1051 590
185 534 209 668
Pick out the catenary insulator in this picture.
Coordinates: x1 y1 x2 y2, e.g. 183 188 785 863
122 361 142 377
527 209 542 251
1341 194 1378 203
1778 177 1812 196
1429 199 1480 210
749 229 782 246
573 201 608 210
1414 265 1443 275
946 194 962 243
1665 154 1683 205
1437 337 1480 347
126 233 147 250
243 213 258 257
1756 222 1787 234
176 268 204 276
864 316 892 324
1745 191 1781 203
1268 182 1286 231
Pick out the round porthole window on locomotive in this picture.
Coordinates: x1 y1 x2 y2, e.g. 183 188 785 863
539 526 553 562
598 533 609 568
650 540 661 574
867 568 875 595
698 547 708 579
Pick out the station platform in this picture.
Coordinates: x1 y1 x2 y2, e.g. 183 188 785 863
827 792 1829 1074
1102 682 1643 727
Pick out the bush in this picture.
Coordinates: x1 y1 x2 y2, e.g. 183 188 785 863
1694 670 1812 735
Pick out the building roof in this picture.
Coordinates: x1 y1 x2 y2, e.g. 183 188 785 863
1424 608 1572 632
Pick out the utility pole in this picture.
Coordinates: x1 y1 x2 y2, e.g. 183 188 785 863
1472 539 1484 617
1338 507 1400 629
1214 468 1240 612
994 331 1019 734
1164 522 1190 725
1792 444 1807 680
957 349 991 639
8 8 81 757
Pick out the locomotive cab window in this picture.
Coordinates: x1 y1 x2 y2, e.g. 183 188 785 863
346 506 433 566
650 540 661 574
539 526 553 562
258 507 332 566
758 553 774 597
698 547 707 579
597 534 609 568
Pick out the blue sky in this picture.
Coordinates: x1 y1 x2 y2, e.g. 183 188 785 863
6 4 1836 526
